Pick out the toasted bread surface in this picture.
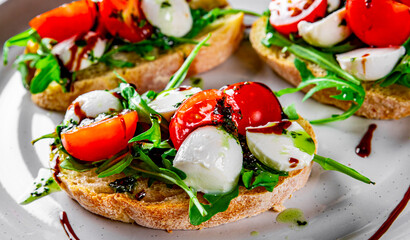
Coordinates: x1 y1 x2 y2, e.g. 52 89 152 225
53 117 316 230
31 5 244 111
250 17 410 120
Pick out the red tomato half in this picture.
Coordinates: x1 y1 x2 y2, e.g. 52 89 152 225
61 111 138 162
222 82 283 135
269 0 327 35
99 0 152 42
169 89 224 149
29 0 97 42
346 0 410 47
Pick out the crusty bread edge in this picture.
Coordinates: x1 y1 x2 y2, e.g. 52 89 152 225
31 12 245 112
54 117 316 230
249 17 410 120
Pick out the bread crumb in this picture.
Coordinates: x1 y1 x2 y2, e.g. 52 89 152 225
166 229 173 233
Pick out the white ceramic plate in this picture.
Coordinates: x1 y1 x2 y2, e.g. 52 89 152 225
0 1 409 239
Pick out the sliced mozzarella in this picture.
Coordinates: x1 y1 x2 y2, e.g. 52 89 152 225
52 32 106 72
173 126 243 194
148 86 201 121
336 46 406 81
246 121 315 172
298 8 351 48
141 0 193 37
327 0 340 12
63 90 123 124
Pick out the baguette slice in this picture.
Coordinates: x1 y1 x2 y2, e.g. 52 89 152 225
52 117 315 230
250 17 410 120
31 3 244 111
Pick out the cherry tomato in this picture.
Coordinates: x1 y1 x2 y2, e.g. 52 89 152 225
169 89 223 149
222 82 283 135
346 0 410 47
61 110 138 161
29 0 97 42
99 0 152 42
269 0 327 35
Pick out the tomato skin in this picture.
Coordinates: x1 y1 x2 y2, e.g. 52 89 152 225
29 0 97 42
169 89 223 149
346 0 410 47
222 82 283 135
99 0 152 42
61 111 138 162
269 0 327 35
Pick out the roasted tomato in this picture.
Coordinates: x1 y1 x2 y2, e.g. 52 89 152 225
29 0 97 42
61 110 138 161
99 0 152 42
169 89 223 149
222 82 283 135
346 0 410 47
269 0 327 35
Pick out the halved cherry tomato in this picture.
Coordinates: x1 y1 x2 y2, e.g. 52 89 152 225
99 0 152 42
169 89 223 149
346 0 410 47
61 110 138 161
29 0 97 42
269 0 327 35
222 82 283 135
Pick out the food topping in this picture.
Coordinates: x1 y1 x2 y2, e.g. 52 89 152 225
173 126 243 194
246 121 315 172
336 46 406 81
141 0 193 37
269 0 327 35
297 8 351 48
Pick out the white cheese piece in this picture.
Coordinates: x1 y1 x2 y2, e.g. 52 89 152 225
298 8 351 48
148 87 201 121
173 126 243 194
246 121 315 172
141 0 193 37
327 0 340 12
63 90 123 124
52 32 106 72
336 46 406 81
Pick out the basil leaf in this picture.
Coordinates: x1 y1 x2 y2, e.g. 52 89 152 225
30 54 61 94
251 171 279 191
276 58 366 124
262 20 360 85
189 186 239 226
20 168 61 205
313 154 375 184
241 169 254 188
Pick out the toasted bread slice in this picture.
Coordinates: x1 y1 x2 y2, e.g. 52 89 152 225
250 17 410 120
31 3 244 111
53 117 316 230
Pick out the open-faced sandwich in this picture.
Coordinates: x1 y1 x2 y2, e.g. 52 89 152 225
250 0 410 123
23 38 373 230
2 0 246 111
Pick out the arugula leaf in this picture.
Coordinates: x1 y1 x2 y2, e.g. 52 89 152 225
313 154 375 185
276 59 366 124
262 20 360 85
189 186 239 226
165 34 211 90
60 156 96 172
129 115 162 147
98 154 134 178
20 168 61 205
3 28 36 65
378 55 410 88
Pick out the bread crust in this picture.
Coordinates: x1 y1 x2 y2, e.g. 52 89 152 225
250 17 410 120
31 10 244 111
53 118 316 230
